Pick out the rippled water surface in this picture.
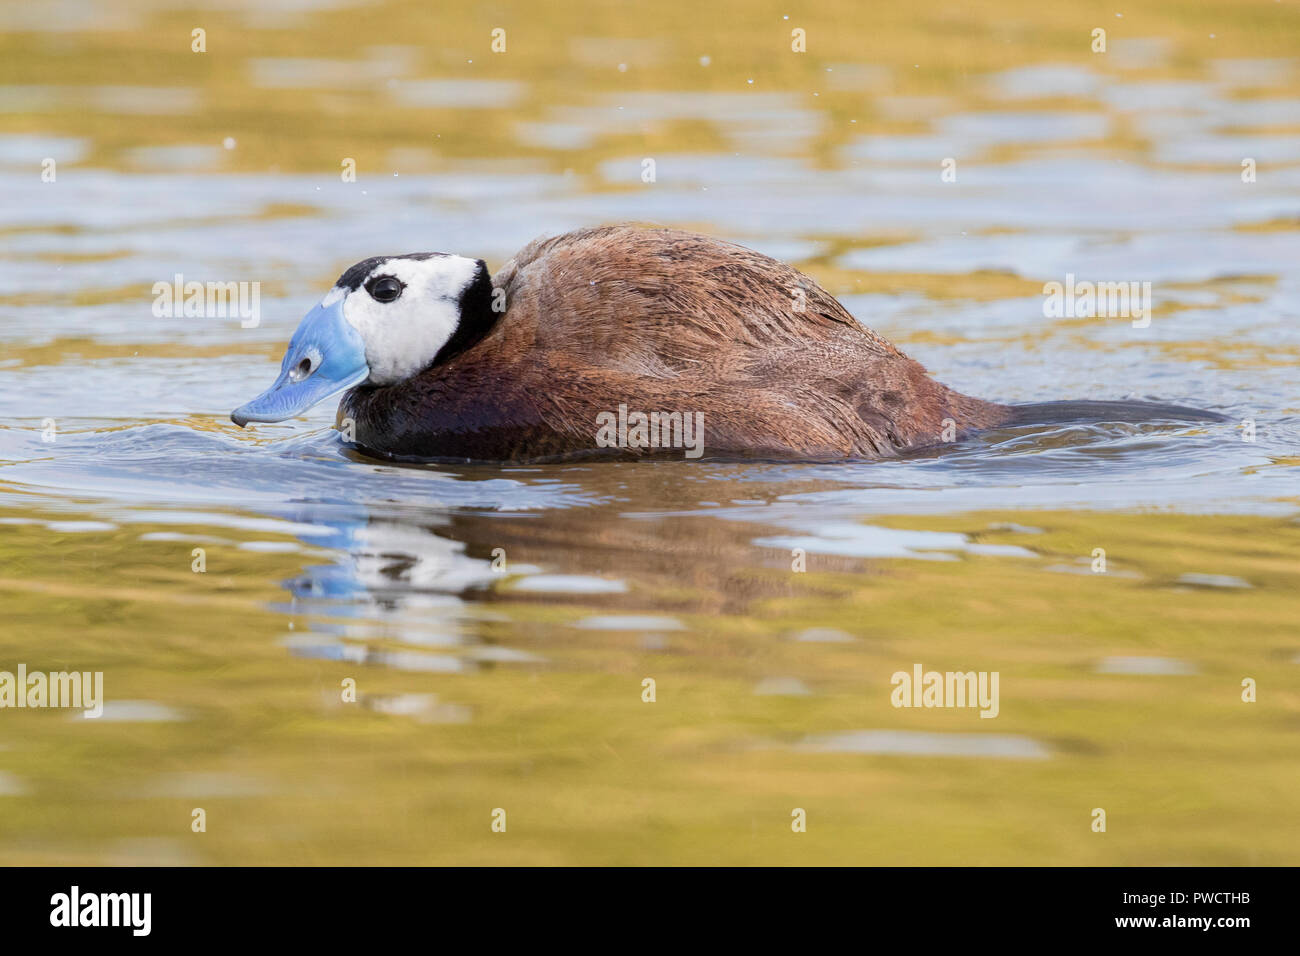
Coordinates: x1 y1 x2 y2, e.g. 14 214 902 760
1 0 1298 864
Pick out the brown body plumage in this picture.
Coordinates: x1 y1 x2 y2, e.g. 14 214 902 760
340 224 1011 462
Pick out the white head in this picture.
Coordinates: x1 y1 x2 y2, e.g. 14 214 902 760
232 252 496 426
327 253 492 384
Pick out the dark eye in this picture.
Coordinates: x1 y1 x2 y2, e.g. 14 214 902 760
367 275 404 303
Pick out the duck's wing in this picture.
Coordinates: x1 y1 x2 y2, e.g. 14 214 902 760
463 225 1008 460
491 224 902 374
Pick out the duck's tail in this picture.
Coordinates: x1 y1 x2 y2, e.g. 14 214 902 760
1004 400 1226 426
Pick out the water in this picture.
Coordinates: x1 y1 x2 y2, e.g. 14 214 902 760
0 1 1297 864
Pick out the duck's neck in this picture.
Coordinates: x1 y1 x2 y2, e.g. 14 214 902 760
430 260 498 368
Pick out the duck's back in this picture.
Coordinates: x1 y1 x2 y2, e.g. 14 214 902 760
494 225 902 367
343 225 1009 462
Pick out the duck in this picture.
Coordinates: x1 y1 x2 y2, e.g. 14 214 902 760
231 224 1216 462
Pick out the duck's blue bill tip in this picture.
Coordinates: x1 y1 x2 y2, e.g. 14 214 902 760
231 299 369 427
